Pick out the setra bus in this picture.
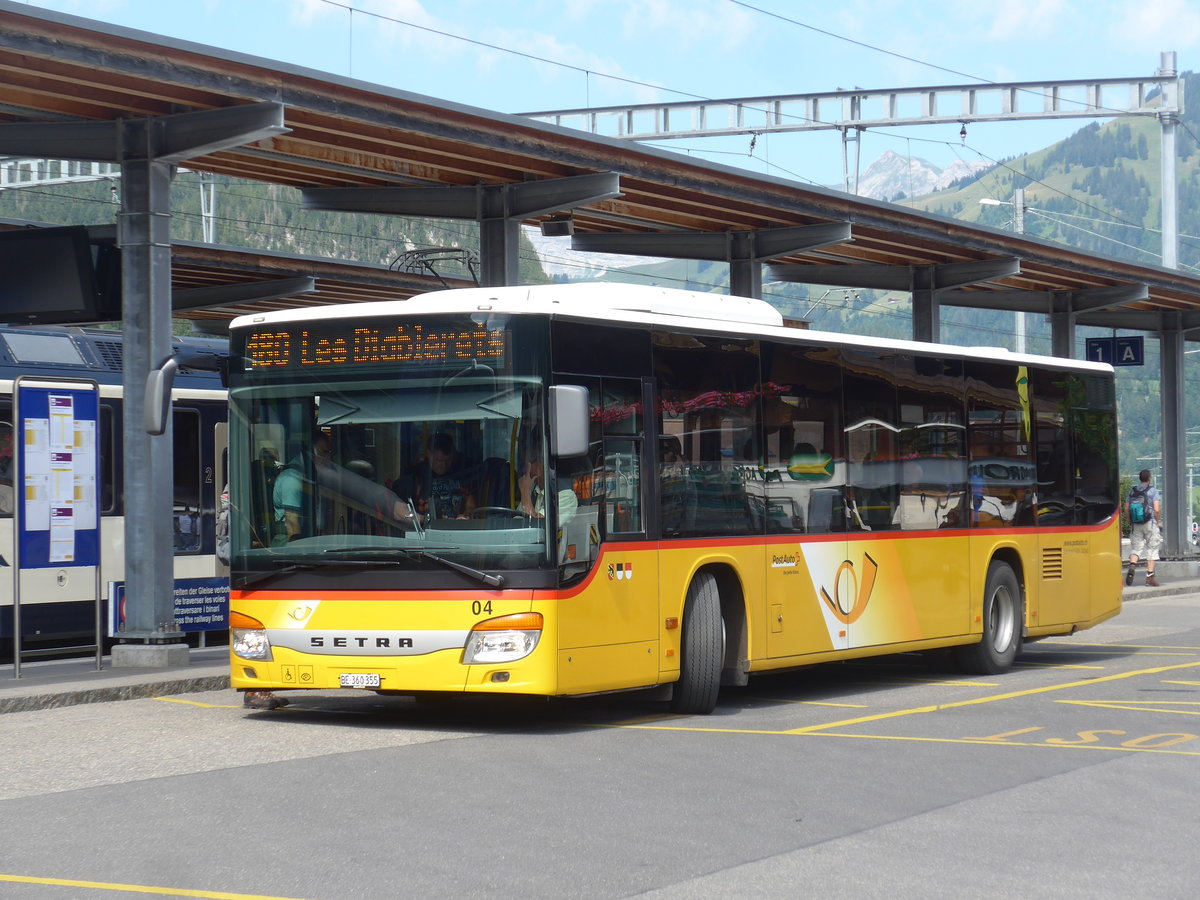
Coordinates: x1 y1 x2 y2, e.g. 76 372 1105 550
0 324 227 654
225 283 1121 713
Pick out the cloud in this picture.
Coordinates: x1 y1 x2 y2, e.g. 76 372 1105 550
622 0 757 53
1109 0 1200 50
982 0 1069 41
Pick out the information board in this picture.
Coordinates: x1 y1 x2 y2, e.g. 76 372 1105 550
15 381 99 569
108 578 230 635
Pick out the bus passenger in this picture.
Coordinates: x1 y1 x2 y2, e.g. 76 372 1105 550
518 453 578 525
275 432 414 540
395 432 476 520
273 432 336 540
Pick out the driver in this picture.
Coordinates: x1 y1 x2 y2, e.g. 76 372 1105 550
396 432 476 520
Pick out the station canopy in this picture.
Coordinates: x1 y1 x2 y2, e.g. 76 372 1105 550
0 1 1198 335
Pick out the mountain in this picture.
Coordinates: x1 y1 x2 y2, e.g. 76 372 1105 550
851 150 993 202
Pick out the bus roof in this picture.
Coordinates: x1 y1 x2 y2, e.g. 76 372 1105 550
229 282 1112 374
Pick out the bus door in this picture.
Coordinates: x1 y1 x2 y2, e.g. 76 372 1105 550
763 432 847 659
759 346 849 659
556 376 659 693
214 421 228 578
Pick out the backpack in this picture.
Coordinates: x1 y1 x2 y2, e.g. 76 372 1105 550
1128 485 1150 524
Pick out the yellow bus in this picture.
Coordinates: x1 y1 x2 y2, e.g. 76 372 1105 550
225 283 1121 713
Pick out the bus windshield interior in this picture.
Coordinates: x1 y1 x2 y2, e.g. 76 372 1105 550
228 371 573 580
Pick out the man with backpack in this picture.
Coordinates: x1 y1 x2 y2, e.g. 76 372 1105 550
1125 468 1161 587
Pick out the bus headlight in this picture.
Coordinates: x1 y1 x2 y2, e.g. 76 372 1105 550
231 611 273 661
463 612 543 664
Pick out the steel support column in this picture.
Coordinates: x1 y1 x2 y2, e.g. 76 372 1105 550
0 102 287 664
1159 51 1179 270
1050 308 1077 359
1160 320 1187 556
118 140 178 643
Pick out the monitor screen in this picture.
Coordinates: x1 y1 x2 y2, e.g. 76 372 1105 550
0 226 106 325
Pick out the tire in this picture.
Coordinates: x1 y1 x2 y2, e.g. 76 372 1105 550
954 560 1022 674
670 572 724 714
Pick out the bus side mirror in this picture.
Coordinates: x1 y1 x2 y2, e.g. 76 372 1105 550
549 385 589 458
144 351 227 435
144 358 180 436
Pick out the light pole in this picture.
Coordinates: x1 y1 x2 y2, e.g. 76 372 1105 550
980 188 1026 353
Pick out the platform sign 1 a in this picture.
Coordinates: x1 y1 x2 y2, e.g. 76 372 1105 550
1085 336 1144 366
15 381 100 569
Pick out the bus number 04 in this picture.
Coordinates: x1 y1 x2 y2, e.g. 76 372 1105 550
471 600 493 616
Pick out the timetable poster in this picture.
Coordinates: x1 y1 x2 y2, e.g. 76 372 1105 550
16 384 99 570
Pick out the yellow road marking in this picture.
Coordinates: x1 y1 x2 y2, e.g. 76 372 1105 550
1040 641 1200 651
782 731 1200 757
613 713 688 725
800 700 871 708
599 722 1200 756
1163 680 1200 685
783 660 1200 735
153 697 242 709
886 678 1002 686
0 873 311 899
1014 662 1106 670
605 660 1200 739
746 697 869 708
1056 699 1200 715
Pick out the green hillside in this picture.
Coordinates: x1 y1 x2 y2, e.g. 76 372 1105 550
0 173 552 301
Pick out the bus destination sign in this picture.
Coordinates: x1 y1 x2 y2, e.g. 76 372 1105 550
244 323 506 369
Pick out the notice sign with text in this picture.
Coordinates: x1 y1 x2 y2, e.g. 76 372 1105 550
16 382 99 569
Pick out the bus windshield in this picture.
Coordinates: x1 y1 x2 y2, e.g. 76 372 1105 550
227 314 562 585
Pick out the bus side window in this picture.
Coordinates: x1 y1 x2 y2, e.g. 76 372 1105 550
760 342 844 535
844 350 900 531
654 334 760 537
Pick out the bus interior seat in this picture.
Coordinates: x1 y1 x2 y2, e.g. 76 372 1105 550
248 458 281 547
474 457 514 508
807 487 844 533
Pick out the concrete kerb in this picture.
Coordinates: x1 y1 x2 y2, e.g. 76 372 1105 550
0 647 232 715
0 673 231 714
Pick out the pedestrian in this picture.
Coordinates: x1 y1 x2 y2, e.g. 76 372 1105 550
1125 468 1161 587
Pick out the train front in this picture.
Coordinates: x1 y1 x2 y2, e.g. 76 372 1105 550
224 304 582 699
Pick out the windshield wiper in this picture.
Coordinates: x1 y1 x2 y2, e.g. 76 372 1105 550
417 551 504 588
318 545 503 588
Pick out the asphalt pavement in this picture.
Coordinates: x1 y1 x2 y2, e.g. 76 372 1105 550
2 566 1197 715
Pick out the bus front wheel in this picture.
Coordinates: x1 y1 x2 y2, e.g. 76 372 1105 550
954 560 1022 675
670 572 724 715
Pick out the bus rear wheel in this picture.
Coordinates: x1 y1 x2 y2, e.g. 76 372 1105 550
670 572 724 715
954 560 1022 675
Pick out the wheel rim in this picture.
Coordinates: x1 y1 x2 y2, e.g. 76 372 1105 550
986 583 1016 653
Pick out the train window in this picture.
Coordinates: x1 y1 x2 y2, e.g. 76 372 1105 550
173 409 201 553
0 405 11 518
99 404 115 515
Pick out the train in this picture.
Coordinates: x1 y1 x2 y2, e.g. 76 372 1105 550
0 324 227 657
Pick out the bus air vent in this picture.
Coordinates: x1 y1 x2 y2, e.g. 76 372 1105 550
1041 547 1064 581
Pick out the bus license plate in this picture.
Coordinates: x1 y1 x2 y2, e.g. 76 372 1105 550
339 673 381 689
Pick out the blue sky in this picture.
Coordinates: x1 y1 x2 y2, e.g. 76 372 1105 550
13 0 1200 187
